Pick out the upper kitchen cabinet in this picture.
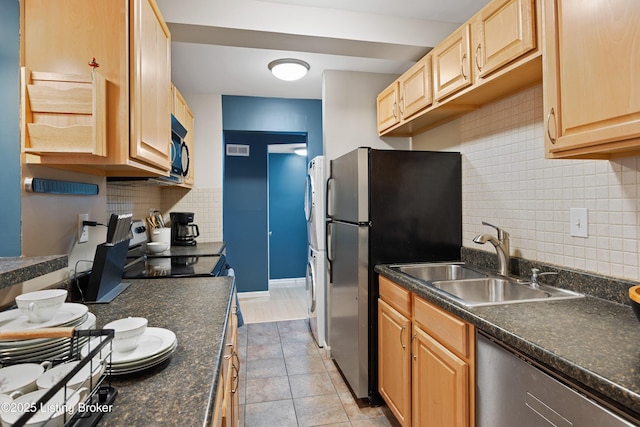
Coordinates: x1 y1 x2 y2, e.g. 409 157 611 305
171 85 195 188
376 55 433 134
21 0 172 177
379 0 542 137
473 0 536 80
432 24 472 102
401 55 434 121
376 82 400 133
543 0 640 159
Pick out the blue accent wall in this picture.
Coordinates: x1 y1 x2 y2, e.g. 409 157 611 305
223 133 269 293
222 96 322 293
0 1 21 256
222 96 323 159
269 153 307 279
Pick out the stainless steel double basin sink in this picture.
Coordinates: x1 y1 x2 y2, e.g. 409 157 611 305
390 263 583 307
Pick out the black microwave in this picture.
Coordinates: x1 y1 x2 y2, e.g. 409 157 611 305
170 115 190 182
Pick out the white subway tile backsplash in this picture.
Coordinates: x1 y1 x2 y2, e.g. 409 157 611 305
455 84 640 281
106 185 223 243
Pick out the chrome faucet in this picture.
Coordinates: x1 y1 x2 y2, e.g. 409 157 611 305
473 222 510 276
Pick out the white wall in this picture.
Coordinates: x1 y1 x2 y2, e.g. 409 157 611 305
414 85 640 281
322 70 411 161
184 93 224 189
17 164 108 302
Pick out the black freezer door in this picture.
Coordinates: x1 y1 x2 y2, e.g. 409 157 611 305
369 148 462 265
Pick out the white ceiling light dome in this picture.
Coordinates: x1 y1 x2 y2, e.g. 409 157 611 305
268 58 310 81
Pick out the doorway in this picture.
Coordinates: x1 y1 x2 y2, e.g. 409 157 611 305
223 131 308 293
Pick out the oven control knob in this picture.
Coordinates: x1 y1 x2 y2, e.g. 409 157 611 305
134 225 146 234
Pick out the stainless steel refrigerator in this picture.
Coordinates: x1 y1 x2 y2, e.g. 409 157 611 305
327 147 462 404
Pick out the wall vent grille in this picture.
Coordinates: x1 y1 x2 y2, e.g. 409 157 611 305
226 144 250 157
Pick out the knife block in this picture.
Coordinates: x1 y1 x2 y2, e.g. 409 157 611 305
79 239 131 303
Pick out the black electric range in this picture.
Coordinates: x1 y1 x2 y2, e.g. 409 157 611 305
122 221 228 279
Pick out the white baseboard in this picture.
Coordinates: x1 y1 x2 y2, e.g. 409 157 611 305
237 277 305 299
269 277 305 288
237 291 270 299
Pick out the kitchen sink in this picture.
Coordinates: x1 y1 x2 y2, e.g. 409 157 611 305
391 263 487 282
431 277 584 307
389 262 584 307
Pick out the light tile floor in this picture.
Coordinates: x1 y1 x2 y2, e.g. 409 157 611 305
237 320 400 427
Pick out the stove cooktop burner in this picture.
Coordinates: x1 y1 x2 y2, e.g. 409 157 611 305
123 254 226 279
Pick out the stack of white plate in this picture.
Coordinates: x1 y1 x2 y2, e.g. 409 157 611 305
82 327 177 376
0 303 92 364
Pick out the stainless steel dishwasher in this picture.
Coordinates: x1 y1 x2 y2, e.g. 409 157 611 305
477 332 638 427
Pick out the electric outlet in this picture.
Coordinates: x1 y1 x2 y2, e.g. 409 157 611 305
78 214 89 243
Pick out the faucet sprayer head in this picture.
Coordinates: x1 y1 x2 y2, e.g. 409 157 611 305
473 234 500 247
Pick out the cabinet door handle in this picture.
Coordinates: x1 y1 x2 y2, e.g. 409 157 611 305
231 364 240 393
392 101 397 119
399 97 405 117
546 108 557 144
400 324 406 349
231 349 241 393
412 333 417 360
461 53 468 80
475 44 482 72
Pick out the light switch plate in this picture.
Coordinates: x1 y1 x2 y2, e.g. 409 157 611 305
570 208 588 238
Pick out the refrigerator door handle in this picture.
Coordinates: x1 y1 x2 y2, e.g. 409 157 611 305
326 221 334 283
326 177 335 218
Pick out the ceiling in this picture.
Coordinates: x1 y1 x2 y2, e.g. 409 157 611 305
156 0 490 99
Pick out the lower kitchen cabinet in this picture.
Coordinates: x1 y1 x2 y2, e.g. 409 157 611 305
378 298 411 426
412 325 469 427
212 290 240 427
378 276 475 427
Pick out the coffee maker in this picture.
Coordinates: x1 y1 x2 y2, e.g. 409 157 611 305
170 212 200 246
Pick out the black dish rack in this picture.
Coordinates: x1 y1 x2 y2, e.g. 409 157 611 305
1 329 117 427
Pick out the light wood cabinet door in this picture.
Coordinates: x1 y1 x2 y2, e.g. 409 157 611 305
215 290 240 427
378 299 411 427
377 82 400 133
474 0 536 79
544 0 640 158
130 0 172 170
412 326 469 427
399 55 433 121
432 24 472 102
183 106 195 186
23 0 129 163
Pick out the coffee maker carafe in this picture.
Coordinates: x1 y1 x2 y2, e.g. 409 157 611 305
170 212 200 246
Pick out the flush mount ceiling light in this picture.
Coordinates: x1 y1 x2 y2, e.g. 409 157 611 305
268 59 310 81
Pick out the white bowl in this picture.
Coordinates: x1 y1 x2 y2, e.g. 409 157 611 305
15 290 67 323
0 388 85 427
0 363 48 398
104 317 148 352
146 242 169 254
37 359 104 391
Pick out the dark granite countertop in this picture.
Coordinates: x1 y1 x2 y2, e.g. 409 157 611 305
144 242 226 258
376 264 640 421
0 255 67 289
87 276 234 426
